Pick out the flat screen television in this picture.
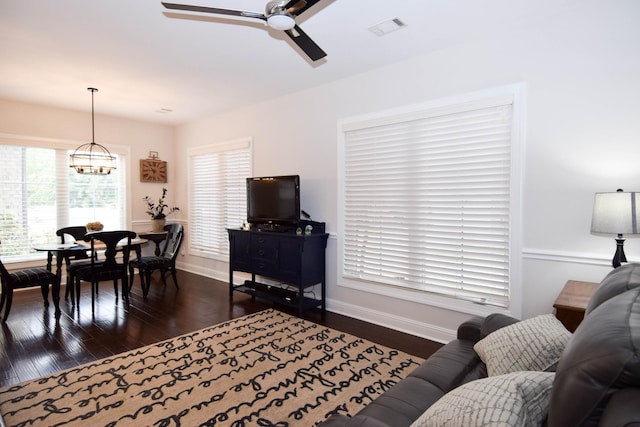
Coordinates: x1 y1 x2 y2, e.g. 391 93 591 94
246 175 300 228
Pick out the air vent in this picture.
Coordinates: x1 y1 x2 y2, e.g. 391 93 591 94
368 18 407 36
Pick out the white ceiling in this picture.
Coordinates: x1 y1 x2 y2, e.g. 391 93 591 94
0 0 579 125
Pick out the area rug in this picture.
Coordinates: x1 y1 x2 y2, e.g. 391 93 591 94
0 309 423 426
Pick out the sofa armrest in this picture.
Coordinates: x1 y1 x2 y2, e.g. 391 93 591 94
457 316 484 342
480 313 520 339
599 388 640 427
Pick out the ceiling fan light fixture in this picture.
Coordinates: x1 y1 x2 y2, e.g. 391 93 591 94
267 13 295 30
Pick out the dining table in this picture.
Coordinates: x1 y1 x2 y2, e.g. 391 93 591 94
34 237 148 300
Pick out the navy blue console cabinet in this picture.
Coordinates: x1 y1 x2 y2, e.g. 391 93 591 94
227 226 329 316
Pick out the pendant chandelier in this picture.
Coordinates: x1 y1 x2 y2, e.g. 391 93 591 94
69 88 116 175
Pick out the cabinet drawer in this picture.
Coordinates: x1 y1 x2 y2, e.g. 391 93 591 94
252 259 277 276
251 234 277 261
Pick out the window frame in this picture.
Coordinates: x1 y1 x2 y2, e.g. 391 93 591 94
337 85 524 318
0 133 131 264
187 137 252 262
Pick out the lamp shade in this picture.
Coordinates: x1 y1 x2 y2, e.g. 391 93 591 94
591 191 639 235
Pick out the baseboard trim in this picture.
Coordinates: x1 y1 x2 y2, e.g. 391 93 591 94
326 298 456 344
175 261 228 283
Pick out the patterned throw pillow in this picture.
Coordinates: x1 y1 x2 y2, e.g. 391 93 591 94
473 314 571 376
410 371 555 427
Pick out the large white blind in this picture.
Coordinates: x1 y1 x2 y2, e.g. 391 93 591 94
189 139 251 258
0 143 127 262
341 95 514 308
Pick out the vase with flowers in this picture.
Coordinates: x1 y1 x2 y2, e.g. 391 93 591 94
144 188 180 231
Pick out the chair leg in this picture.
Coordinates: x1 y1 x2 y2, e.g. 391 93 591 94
137 268 146 295
121 274 129 305
40 284 50 306
144 270 152 297
75 276 81 306
171 267 179 289
128 264 135 292
160 269 168 287
113 280 118 299
65 265 74 300
0 283 6 314
51 280 61 315
2 289 13 322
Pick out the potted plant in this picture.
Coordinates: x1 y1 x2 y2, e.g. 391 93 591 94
144 187 180 231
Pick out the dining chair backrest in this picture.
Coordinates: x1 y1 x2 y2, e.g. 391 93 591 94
57 226 91 263
56 226 87 243
161 223 184 261
83 230 137 268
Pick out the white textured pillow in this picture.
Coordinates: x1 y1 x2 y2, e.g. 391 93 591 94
473 314 571 376
410 371 555 427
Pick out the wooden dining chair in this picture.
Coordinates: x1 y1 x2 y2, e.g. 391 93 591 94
129 223 183 297
74 230 136 307
55 226 93 299
0 240 60 322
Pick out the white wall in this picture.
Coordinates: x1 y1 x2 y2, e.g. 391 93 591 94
173 0 640 342
2 0 638 343
0 98 178 250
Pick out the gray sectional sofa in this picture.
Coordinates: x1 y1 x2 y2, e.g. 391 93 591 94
320 263 640 427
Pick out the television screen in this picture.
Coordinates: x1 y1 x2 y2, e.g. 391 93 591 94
247 175 300 227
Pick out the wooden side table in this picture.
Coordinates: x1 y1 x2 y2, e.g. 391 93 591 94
138 231 168 256
553 280 599 332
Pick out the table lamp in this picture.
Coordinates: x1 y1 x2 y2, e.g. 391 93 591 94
591 189 639 268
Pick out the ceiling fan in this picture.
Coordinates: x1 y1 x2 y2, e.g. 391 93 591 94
161 0 327 61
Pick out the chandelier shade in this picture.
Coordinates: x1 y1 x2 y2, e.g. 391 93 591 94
69 88 116 175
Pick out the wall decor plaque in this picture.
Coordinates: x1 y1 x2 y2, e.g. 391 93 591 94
140 159 167 183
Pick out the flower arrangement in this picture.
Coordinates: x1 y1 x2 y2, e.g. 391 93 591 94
144 188 180 219
86 221 104 231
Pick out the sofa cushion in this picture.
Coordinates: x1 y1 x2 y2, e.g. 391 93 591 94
586 262 640 315
353 377 445 426
547 287 640 427
473 314 571 376
410 371 555 427
409 339 484 393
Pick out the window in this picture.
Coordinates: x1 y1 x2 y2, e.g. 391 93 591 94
0 141 127 262
339 86 522 313
188 138 252 260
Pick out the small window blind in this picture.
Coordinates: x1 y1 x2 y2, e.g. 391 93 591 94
340 95 514 308
189 138 251 258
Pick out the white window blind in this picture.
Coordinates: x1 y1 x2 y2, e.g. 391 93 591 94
340 95 515 309
189 138 251 258
0 143 127 262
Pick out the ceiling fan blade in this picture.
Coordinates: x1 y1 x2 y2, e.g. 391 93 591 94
285 25 326 61
284 0 321 17
161 2 266 21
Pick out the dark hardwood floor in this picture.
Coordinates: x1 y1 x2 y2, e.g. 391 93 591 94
0 270 442 388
